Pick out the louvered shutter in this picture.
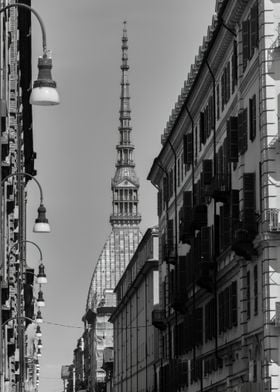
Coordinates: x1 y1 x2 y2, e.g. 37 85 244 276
250 4 258 55
226 62 231 102
225 287 230 330
200 226 211 262
242 20 250 70
227 116 238 162
231 189 240 239
232 40 238 92
167 219 174 251
200 111 205 145
195 307 203 346
182 191 193 243
238 110 245 155
223 203 231 248
249 94 256 141
183 133 193 165
194 204 208 230
163 176 168 204
231 281 238 326
219 291 225 333
157 189 162 217
202 159 213 186
242 108 248 152
179 256 187 295
243 173 256 232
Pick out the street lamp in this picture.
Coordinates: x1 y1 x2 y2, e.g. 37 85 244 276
2 172 51 233
0 3 60 105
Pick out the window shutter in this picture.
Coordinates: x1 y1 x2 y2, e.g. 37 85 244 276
202 159 213 186
231 189 240 238
250 4 258 55
221 72 225 111
209 95 214 130
183 133 193 165
181 191 193 243
178 256 187 294
249 94 256 141
157 189 162 217
254 265 258 315
223 203 231 248
200 226 211 262
242 108 248 152
163 176 168 204
242 20 250 70
200 112 205 145
216 83 220 120
167 219 174 251
226 62 231 103
243 172 256 232
231 281 238 326
204 105 209 139
247 271 251 320
238 110 246 155
232 40 238 92
195 307 203 346
219 291 225 333
225 287 230 330
193 204 208 230
227 116 238 162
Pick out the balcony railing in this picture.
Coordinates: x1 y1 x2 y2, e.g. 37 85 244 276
152 307 166 330
265 208 280 232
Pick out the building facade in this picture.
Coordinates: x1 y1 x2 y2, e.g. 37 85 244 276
83 22 142 392
0 1 49 391
110 227 159 392
148 0 280 391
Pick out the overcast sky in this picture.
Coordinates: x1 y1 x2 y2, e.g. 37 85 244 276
24 1 216 391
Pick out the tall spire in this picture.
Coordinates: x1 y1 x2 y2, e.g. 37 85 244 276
117 21 134 168
110 22 141 227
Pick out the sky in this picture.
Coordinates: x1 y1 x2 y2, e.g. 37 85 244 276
23 1 216 391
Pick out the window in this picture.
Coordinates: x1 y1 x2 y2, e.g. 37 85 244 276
249 94 257 141
232 40 238 92
247 271 251 320
254 265 258 315
242 3 259 71
216 83 220 120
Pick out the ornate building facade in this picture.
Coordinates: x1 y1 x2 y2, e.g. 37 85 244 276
83 22 142 392
0 1 38 391
148 0 280 391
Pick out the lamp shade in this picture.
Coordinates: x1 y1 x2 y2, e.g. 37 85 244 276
37 290 45 307
33 204 51 233
30 56 60 106
37 264 47 284
36 310 43 324
37 339 43 349
35 325 42 338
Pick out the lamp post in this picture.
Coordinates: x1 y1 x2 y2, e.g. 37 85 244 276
0 3 60 106
1 172 49 392
0 3 58 391
6 239 47 391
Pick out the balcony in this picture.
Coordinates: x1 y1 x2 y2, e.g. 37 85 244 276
265 208 280 232
196 261 215 292
231 228 257 261
152 307 166 330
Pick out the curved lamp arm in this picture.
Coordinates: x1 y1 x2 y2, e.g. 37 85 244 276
8 240 43 263
1 315 34 328
1 172 44 205
0 3 47 55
